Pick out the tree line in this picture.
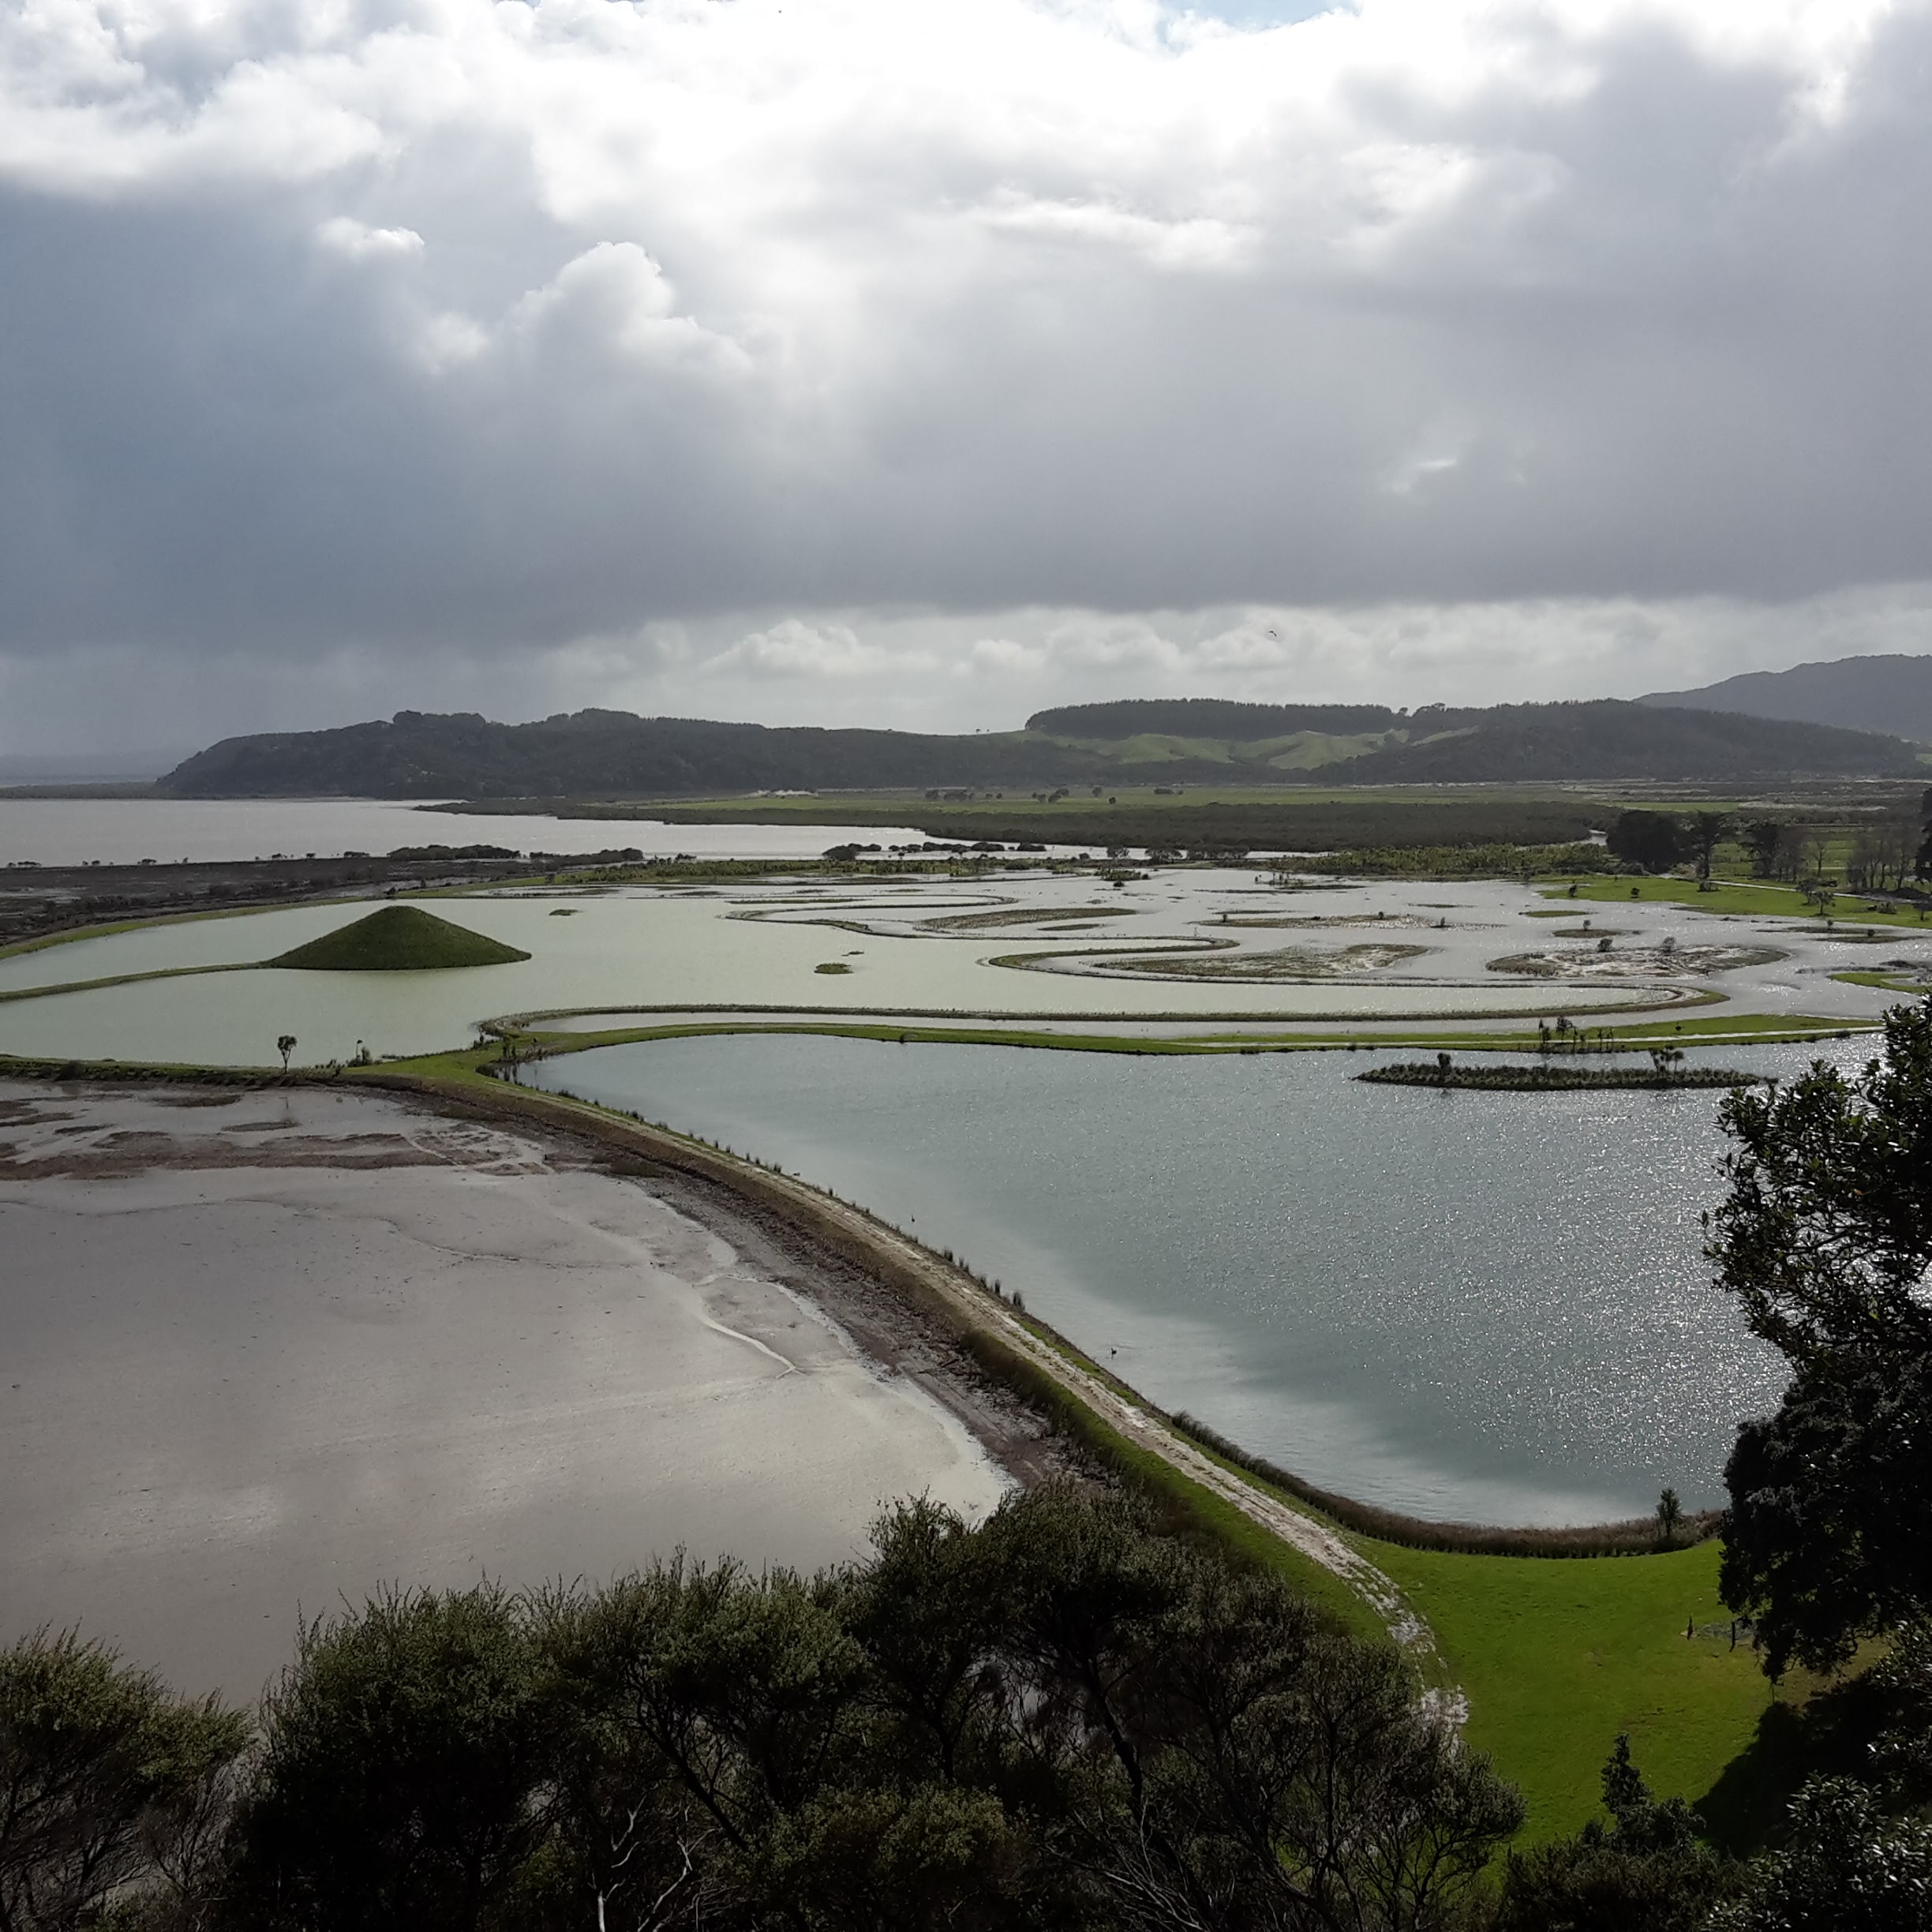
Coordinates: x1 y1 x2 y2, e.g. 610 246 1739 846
3 1485 1521 1932
1607 792 1932 889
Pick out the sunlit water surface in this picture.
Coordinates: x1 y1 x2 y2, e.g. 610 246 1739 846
529 1032 1875 1526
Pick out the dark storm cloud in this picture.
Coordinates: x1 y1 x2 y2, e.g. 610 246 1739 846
1 0 1928 743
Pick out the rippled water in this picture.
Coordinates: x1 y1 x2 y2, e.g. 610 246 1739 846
530 1033 1874 1525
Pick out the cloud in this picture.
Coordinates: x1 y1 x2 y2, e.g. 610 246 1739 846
0 0 1930 747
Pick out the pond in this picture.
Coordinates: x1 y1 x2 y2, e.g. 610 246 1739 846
526 1032 1874 1526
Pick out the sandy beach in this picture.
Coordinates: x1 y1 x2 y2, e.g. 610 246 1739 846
0 1081 1018 1698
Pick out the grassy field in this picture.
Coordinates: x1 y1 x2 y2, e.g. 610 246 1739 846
1368 1537 1781 1842
1546 874 1932 925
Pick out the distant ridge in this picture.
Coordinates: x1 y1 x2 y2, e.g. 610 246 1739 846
156 697 1926 799
1026 698 1397 737
1638 652 1932 743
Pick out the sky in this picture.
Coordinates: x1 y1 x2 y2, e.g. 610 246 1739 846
4 0 1932 759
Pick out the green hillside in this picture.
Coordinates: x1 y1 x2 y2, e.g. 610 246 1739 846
157 696 1925 799
270 905 530 971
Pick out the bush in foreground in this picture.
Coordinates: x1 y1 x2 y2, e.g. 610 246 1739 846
3 1486 1522 1932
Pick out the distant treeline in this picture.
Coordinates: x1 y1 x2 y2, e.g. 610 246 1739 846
646 797 1605 854
155 697 1925 799
1292 841 1617 878
1357 1062 1769 1091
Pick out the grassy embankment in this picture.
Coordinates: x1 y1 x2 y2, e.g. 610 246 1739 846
510 1009 1867 1061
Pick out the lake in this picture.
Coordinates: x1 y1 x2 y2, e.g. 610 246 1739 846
0 796 926 867
527 1032 1871 1526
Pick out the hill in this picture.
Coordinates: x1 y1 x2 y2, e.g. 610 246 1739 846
270 905 530 971
157 698 1926 800
1638 653 1932 743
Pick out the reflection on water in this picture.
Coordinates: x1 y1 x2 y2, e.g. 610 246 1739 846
530 1033 1874 1526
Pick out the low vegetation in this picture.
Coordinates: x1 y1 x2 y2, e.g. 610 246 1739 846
1357 1060 1768 1091
269 904 531 972
1171 1414 1720 1562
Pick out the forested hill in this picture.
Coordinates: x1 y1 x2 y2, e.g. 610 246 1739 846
1638 652 1932 743
157 698 1926 798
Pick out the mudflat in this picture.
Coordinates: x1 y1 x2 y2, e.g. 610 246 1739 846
0 1082 1010 1698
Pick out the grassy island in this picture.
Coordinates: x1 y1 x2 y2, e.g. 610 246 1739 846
1358 1060 1769 1091
269 904 531 972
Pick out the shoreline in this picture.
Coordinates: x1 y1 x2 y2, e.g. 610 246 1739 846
0 1077 1018 1696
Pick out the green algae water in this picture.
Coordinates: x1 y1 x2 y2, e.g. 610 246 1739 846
529 1033 1872 1526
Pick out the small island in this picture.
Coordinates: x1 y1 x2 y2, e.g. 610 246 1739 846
269 904 531 972
1358 1055 1769 1091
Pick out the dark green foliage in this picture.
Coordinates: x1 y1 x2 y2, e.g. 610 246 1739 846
1295 843 1617 879
51 1487 1521 1931
1713 1777 1932 1930
230 1587 555 1932
269 906 530 972
1492 1736 1739 1932
1709 1000 1932 1674
0 1630 248 1932
1606 811 1686 874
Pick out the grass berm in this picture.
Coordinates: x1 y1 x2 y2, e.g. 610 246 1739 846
270 904 530 971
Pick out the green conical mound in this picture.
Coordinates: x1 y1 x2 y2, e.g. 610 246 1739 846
271 904 530 972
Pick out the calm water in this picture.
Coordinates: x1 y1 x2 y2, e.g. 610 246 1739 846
0 797 925 867
530 1034 1872 1526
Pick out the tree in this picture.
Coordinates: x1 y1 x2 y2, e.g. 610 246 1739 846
1655 1488 1683 1546
0 1631 248 1932
275 1035 297 1073
1606 811 1684 875
1685 812 1732 887
1713 1777 1932 1931
1706 999 1932 1673
1741 821 1785 879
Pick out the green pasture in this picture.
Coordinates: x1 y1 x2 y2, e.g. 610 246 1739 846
1366 1537 1782 1843
1546 874 1932 925
514 1008 1863 1063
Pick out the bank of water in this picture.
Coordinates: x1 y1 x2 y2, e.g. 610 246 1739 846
527 1033 1872 1526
